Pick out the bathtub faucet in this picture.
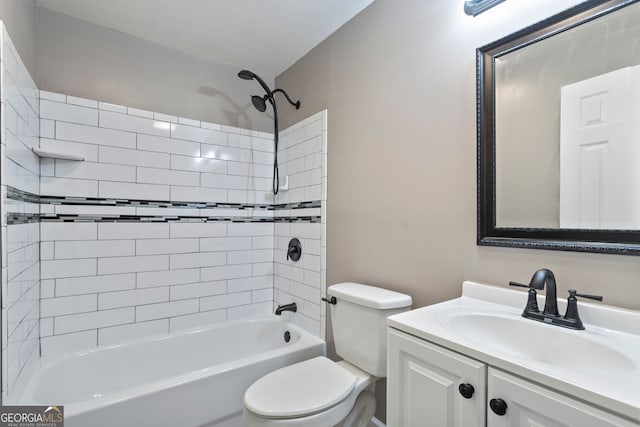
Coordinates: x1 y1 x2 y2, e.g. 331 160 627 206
275 303 297 315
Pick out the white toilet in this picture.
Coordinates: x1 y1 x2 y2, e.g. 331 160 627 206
243 282 412 427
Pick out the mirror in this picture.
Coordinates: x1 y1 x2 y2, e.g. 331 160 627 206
477 0 640 255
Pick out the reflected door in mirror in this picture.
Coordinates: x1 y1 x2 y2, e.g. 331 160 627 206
560 66 640 229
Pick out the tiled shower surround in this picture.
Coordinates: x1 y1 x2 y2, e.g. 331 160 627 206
0 20 327 402
36 95 327 356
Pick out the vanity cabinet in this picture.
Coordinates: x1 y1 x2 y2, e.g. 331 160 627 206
487 368 636 427
387 328 486 427
387 328 637 427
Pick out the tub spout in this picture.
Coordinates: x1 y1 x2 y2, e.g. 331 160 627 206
275 303 297 315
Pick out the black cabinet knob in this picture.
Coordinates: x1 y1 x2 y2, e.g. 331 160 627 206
458 383 475 399
490 398 508 416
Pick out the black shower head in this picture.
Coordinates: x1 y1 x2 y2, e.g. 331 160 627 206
251 95 267 112
237 69 272 97
238 70 256 80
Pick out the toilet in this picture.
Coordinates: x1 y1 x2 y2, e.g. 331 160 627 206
243 282 412 427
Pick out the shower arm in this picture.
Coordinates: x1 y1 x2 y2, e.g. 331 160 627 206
271 89 301 110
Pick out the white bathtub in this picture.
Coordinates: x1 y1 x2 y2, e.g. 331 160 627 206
19 317 325 427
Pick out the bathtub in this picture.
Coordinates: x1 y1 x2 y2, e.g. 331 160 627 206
19 316 325 427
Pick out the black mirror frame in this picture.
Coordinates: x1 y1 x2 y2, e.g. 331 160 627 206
477 0 640 256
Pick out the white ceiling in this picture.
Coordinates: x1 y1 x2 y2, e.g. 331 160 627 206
35 0 375 77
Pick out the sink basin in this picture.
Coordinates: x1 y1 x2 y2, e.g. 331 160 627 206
444 313 637 373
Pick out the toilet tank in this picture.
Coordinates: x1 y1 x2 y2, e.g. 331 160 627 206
328 283 412 377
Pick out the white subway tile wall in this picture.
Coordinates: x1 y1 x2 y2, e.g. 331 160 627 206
39 95 276 203
37 90 328 355
1 25 41 402
274 111 327 339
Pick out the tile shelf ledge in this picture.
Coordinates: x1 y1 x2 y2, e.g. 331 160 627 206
32 148 85 161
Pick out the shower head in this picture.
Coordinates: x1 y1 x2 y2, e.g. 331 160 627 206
237 70 256 80
251 95 268 112
237 69 273 97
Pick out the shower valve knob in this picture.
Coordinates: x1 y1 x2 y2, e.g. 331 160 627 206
287 238 302 261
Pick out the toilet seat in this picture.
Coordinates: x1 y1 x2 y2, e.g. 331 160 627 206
244 356 357 419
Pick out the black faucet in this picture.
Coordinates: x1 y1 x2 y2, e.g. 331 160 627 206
275 303 297 315
510 269 603 330
529 268 559 317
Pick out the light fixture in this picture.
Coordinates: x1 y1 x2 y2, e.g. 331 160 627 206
464 0 507 16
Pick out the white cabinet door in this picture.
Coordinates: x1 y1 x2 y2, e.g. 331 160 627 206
387 328 486 427
487 368 637 427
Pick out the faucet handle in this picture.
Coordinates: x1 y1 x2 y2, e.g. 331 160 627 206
563 289 603 330
568 289 603 302
508 281 530 288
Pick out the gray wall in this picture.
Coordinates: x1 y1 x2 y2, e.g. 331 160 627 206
0 0 37 77
276 0 640 420
35 8 273 132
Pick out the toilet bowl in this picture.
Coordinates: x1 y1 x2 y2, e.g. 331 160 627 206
243 283 412 427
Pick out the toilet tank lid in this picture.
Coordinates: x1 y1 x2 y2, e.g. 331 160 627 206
328 283 412 309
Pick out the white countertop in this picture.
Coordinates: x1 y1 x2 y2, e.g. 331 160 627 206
387 281 640 422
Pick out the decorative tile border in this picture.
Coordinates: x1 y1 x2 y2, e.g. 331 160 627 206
6 187 40 204
6 213 40 225
6 186 321 224
8 213 320 224
8 186 320 210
